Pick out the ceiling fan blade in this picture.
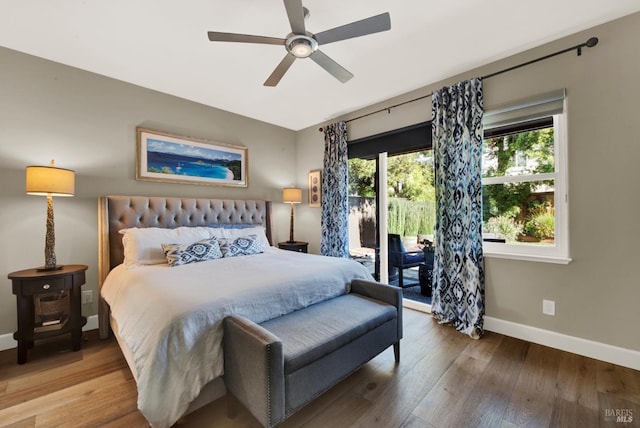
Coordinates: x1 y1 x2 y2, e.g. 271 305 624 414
264 54 297 87
314 12 391 45
283 0 306 34
309 50 353 83
208 32 285 45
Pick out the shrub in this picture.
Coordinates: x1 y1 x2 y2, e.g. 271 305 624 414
388 199 436 237
524 211 555 240
404 206 420 236
387 198 406 236
484 215 523 243
417 201 436 236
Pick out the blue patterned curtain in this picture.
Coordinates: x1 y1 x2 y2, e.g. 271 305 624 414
321 121 349 258
431 78 485 339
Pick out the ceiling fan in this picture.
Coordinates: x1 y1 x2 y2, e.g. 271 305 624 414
207 0 391 86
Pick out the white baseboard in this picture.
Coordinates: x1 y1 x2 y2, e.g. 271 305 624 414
0 315 99 352
85 314 99 331
0 332 15 352
484 316 640 371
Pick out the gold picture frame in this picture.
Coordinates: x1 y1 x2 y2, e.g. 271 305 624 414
136 127 248 187
308 170 322 208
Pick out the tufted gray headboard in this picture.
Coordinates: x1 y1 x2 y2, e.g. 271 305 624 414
97 195 273 338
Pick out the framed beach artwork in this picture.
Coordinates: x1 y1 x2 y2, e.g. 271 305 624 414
136 128 248 187
308 170 321 207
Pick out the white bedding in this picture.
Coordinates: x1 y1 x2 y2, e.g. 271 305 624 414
101 246 373 428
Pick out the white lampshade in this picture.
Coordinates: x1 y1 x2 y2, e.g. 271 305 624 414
283 188 302 204
26 164 75 196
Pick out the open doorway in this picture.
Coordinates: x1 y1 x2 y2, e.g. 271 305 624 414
348 149 435 309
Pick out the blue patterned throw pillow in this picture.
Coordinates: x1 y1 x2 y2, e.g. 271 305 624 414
222 234 263 258
162 237 223 267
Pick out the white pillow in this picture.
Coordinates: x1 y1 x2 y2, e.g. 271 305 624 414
206 227 227 240
119 226 211 268
218 226 270 250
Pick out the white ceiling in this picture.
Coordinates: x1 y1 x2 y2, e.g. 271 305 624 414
2 1 639 131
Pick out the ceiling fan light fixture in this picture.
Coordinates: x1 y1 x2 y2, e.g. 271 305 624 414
291 42 312 57
287 35 317 58
207 1 391 86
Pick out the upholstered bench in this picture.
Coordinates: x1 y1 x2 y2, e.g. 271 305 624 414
223 279 402 428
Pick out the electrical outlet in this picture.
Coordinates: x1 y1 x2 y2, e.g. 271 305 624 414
542 299 555 316
82 290 93 304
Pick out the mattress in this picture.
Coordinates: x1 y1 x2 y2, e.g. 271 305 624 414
101 246 373 427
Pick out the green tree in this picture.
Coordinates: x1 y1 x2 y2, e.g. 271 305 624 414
348 158 376 197
482 128 554 221
387 151 435 202
348 150 435 202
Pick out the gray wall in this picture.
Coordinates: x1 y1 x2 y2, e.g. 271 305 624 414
296 12 640 352
2 11 638 354
0 47 296 335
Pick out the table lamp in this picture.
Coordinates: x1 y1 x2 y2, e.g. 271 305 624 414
26 160 75 271
282 187 302 243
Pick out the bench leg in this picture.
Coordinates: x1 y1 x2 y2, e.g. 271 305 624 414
393 341 400 362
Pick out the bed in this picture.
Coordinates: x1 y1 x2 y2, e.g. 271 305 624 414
97 195 373 428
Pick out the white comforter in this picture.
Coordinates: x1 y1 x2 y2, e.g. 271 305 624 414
101 247 373 428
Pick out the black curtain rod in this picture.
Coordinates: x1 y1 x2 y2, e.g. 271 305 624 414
319 37 598 132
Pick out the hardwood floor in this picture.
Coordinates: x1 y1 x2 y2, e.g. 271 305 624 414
1 309 638 427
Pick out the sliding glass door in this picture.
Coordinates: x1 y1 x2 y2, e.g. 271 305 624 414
348 149 435 289
347 155 379 278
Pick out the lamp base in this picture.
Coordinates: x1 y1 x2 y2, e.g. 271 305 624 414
286 240 297 244
36 265 64 272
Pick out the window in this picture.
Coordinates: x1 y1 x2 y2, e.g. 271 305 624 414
482 90 570 263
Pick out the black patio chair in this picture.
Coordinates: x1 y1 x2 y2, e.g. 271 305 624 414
388 234 425 288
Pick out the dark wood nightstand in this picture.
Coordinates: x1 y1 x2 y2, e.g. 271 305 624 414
278 241 309 253
8 264 88 364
